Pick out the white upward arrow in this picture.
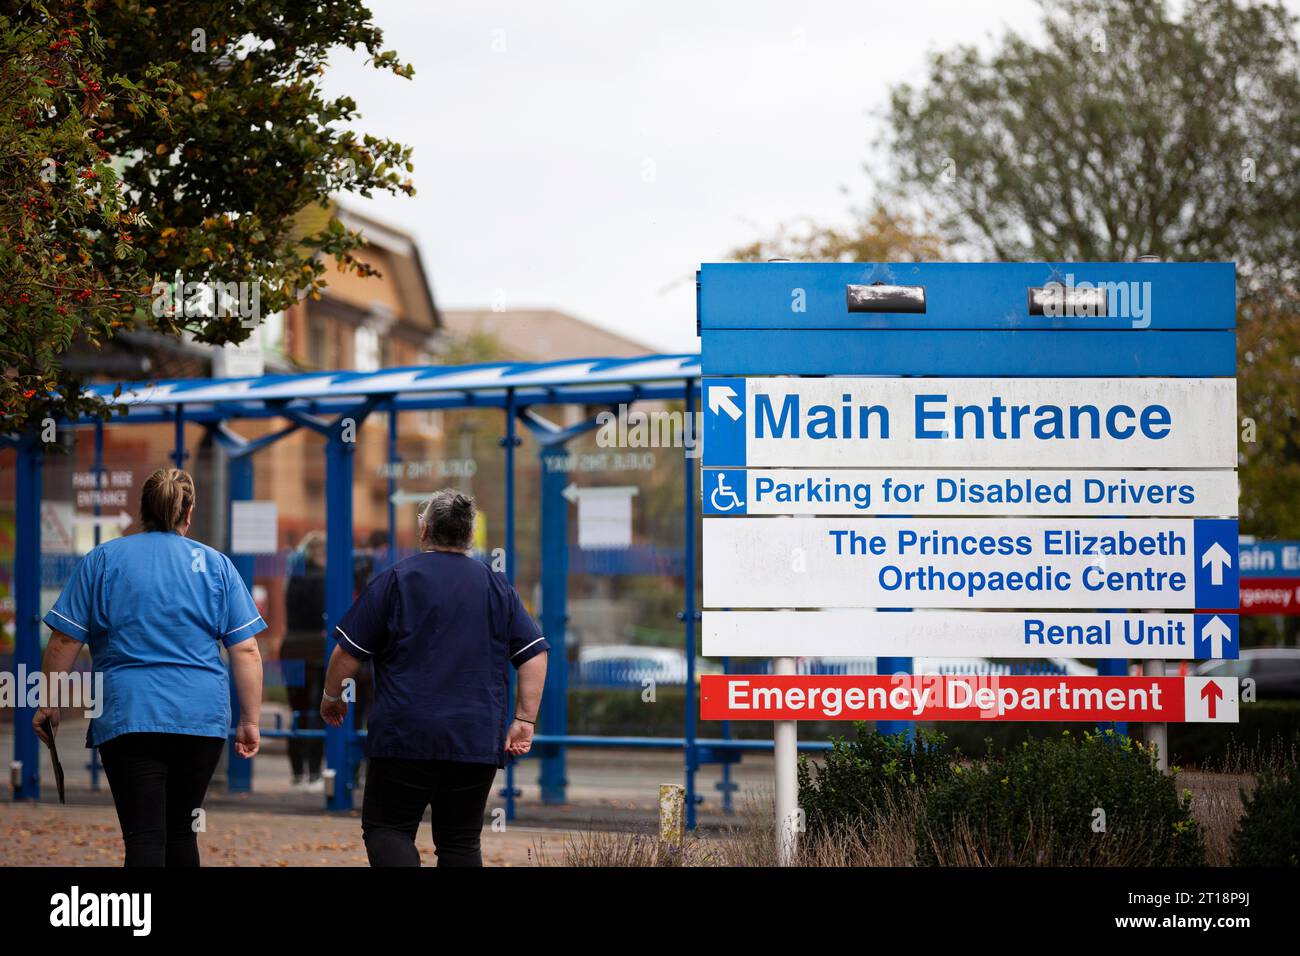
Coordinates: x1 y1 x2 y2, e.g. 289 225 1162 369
708 385 742 421
1202 615 1232 658
1201 541 1232 586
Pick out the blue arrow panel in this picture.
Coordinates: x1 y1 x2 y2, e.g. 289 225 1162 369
1194 519 1241 609
703 378 746 467
1238 540 1300 578
1193 613 1240 660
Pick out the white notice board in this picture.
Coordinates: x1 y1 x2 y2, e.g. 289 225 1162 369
231 500 278 554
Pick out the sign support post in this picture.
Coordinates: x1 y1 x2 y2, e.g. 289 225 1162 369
773 655 798 865
1144 658 1168 771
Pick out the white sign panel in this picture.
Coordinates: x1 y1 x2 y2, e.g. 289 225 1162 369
230 500 278 554
703 610 1240 660
212 339 265 379
702 516 1239 610
703 377 1236 469
568 485 638 550
40 502 74 553
702 468 1238 517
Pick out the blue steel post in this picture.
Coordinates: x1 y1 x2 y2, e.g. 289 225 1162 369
386 410 398 570
501 392 519 819
226 452 255 792
1096 656 1129 738
172 406 186 468
682 377 700 828
537 442 569 804
13 433 42 799
324 425 358 810
92 421 104 547
87 422 104 790
876 653 914 738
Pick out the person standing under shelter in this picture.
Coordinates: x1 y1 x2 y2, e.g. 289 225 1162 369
283 530 327 791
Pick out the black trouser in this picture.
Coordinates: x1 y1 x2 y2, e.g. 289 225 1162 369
282 631 324 780
98 732 226 868
361 757 497 867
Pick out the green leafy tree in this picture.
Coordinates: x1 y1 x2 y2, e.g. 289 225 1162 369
879 0 1300 535
1 0 414 431
1 3 166 427
882 0 1299 283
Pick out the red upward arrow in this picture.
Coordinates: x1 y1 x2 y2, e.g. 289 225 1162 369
1200 680 1224 719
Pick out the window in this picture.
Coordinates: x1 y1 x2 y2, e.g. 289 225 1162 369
355 324 381 372
308 315 327 368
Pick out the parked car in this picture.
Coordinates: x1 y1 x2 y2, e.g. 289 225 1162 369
1196 648 1300 699
575 645 720 686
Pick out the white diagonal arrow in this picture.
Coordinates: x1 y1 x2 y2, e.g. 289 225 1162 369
1201 541 1232 586
708 385 742 421
1201 615 1232 659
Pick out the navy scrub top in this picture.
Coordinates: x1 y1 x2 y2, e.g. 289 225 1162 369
335 550 548 767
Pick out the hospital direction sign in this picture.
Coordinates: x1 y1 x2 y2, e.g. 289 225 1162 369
703 377 1236 469
703 610 1239 660
702 468 1238 517
703 517 1239 610
698 261 1239 742
700 674 1240 724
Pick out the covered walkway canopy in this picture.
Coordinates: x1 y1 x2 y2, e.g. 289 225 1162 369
12 352 738 824
77 354 702 420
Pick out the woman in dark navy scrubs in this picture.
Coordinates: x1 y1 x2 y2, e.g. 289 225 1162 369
321 490 548 867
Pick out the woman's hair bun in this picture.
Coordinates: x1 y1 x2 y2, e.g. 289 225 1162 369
419 489 477 550
140 467 196 533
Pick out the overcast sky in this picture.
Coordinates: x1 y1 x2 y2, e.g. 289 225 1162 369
321 1 1056 354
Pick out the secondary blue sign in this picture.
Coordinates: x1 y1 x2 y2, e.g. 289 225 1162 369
1239 540 1300 578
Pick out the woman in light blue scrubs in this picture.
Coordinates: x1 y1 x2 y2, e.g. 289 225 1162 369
33 468 266 867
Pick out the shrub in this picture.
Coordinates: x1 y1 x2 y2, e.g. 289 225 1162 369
917 730 1204 866
1231 761 1300 866
912 702 1300 769
798 727 956 838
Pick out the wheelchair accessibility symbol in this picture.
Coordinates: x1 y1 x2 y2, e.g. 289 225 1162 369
706 470 746 514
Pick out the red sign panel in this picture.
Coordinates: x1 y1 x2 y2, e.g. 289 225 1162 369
700 674 1238 723
1238 577 1300 615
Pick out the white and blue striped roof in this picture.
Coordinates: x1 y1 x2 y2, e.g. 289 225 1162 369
82 353 700 414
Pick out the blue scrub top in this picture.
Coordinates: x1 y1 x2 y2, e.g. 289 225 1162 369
335 551 548 767
44 531 266 748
